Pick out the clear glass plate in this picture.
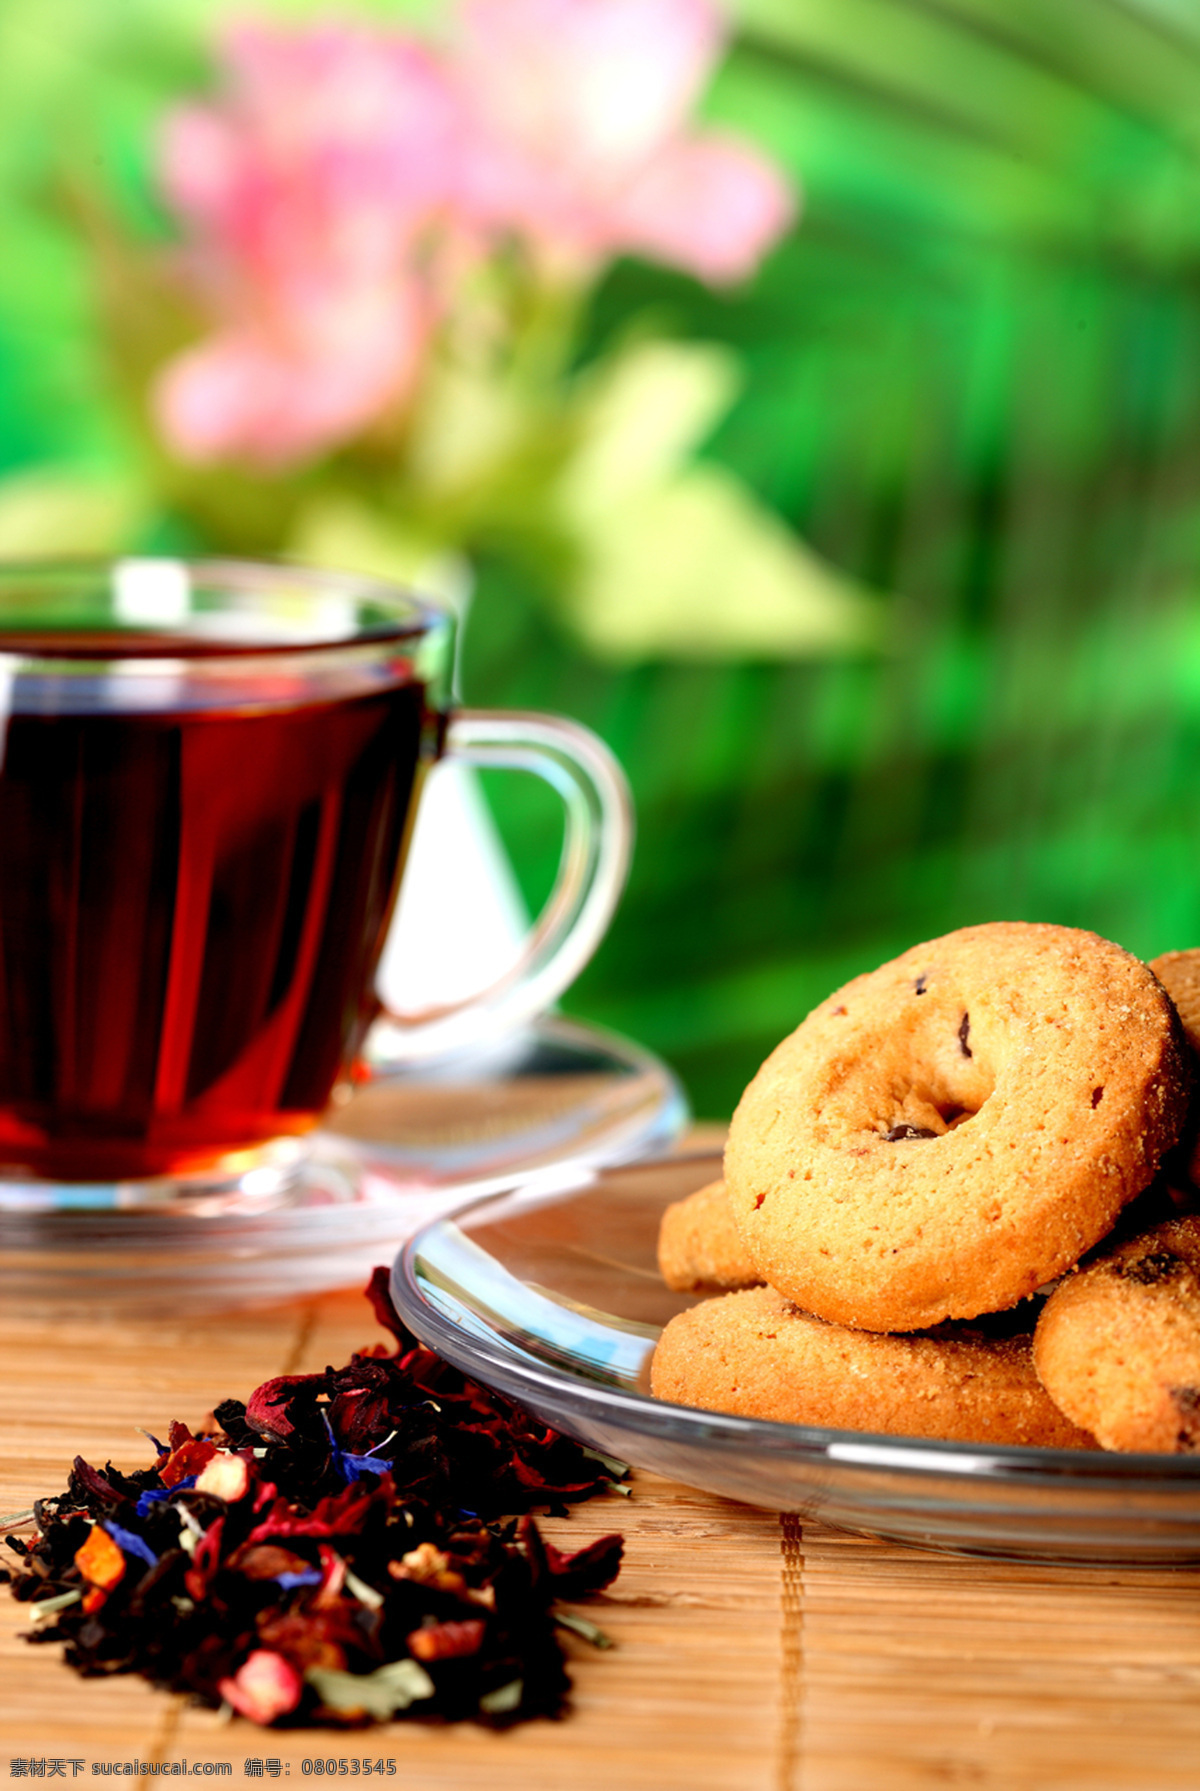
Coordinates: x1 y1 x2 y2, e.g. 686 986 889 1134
393 1150 1200 1564
0 1016 685 1315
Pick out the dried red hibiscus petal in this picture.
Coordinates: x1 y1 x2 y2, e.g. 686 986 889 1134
517 1517 625 1599
4 1270 625 1729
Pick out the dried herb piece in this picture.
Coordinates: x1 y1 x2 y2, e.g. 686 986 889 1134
5 1270 625 1728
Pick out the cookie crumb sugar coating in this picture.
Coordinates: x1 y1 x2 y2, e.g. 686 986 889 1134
1033 1214 1200 1452
651 1286 1095 1448
725 922 1190 1333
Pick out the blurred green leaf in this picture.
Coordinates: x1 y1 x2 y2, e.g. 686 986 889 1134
0 465 146 554
554 337 879 659
561 460 880 662
723 0 1200 262
562 338 743 503
287 492 473 615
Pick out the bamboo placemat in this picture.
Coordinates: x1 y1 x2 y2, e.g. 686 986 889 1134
6 1277 1200 1788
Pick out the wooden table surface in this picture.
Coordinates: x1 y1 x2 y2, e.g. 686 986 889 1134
6 1176 1200 1789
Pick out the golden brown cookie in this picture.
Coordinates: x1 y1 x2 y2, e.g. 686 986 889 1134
650 1286 1095 1447
1033 1214 1200 1451
1149 949 1200 1186
1150 950 1200 1050
656 1178 763 1293
725 922 1189 1334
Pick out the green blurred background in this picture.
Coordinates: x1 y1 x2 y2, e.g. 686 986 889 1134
7 0 1200 1116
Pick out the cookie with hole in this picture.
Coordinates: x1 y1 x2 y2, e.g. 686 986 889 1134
1033 1212 1200 1452
1149 948 1200 1189
724 922 1190 1334
651 1284 1096 1448
656 1178 764 1294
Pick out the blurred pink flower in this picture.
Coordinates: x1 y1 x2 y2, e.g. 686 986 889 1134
452 0 794 281
155 287 431 468
153 22 468 467
152 4 794 470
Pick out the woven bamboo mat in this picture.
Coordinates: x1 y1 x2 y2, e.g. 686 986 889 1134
6 1282 1200 1789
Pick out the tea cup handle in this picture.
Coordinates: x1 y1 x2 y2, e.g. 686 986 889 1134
369 708 633 1060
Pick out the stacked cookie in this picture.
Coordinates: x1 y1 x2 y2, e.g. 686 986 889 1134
651 921 1200 1452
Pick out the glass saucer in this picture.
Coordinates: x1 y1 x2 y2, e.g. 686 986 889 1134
0 1016 686 1315
393 1151 1200 1564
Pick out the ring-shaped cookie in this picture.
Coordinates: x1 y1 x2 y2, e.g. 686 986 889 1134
1033 1213 1200 1452
651 1287 1094 1448
725 923 1188 1332
657 1179 763 1294
1149 950 1200 1187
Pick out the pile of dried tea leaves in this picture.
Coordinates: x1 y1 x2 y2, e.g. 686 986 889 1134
1 1270 626 1728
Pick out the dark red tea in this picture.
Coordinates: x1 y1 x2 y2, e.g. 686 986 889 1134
0 653 434 1180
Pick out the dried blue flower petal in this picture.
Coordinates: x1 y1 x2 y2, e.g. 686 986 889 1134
102 1522 158 1569
134 1487 173 1518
